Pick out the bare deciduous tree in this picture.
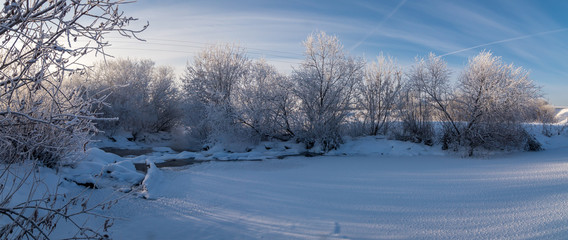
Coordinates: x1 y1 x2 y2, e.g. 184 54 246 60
406 53 456 146
85 59 182 136
293 31 364 151
87 59 154 136
148 66 182 132
358 53 402 136
235 59 295 141
183 44 249 107
181 44 250 144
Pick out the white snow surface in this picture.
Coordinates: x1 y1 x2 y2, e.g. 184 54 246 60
5 134 568 239
60 148 144 189
140 160 164 200
556 108 568 124
90 135 568 239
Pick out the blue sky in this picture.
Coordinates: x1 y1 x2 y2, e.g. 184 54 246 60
100 0 568 105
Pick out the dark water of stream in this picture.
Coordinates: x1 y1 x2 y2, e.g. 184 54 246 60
100 147 263 173
99 147 155 157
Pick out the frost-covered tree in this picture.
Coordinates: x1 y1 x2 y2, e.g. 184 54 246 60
395 80 435 144
524 98 556 124
406 53 456 146
84 59 182 136
455 51 541 155
235 59 295 141
181 44 250 143
409 54 455 122
148 66 182 132
357 53 402 136
87 59 154 136
293 31 364 151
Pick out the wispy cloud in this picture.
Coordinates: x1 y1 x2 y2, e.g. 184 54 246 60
349 0 408 51
439 28 568 57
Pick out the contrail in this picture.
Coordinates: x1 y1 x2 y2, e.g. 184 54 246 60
349 0 408 51
439 27 568 57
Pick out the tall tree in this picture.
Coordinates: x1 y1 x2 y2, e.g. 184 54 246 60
407 53 455 145
235 59 295 140
181 44 250 143
293 31 364 151
358 53 402 135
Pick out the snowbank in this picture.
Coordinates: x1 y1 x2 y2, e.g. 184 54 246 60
140 160 164 199
556 108 568 124
329 136 445 157
60 148 144 189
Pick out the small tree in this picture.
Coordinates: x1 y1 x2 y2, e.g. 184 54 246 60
395 81 435 144
357 53 402 136
148 66 182 132
235 59 295 141
292 31 364 151
406 53 456 146
87 59 154 136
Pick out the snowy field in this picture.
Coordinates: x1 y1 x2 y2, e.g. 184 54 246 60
3 132 568 239
48 133 567 240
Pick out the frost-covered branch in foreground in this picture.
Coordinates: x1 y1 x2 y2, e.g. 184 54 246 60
0 0 145 238
0 0 147 164
0 162 119 239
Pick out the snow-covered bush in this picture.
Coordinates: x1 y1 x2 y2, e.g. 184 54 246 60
292 31 364 151
453 51 542 155
0 83 95 167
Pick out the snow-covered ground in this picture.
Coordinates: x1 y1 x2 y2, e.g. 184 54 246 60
556 107 568 124
68 134 568 239
5 133 568 239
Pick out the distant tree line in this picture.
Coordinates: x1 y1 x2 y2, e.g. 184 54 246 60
84 31 556 155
